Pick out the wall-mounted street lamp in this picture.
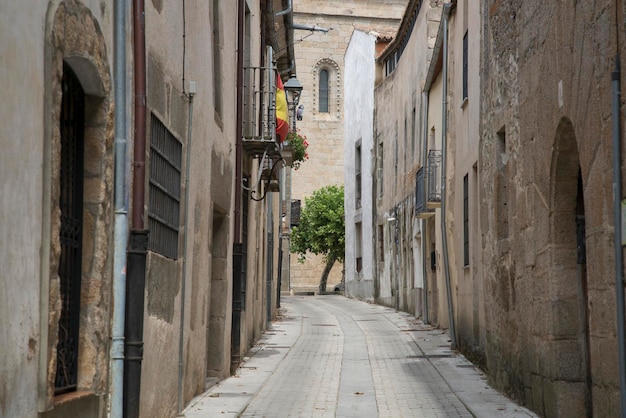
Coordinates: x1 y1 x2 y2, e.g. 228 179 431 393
284 74 303 131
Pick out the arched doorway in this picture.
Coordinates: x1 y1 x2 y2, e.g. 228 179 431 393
548 117 591 416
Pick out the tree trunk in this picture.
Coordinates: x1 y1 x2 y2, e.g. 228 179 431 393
319 256 336 294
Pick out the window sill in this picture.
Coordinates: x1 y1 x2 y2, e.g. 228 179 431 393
54 390 94 407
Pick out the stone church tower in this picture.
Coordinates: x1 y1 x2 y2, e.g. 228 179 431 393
285 0 408 292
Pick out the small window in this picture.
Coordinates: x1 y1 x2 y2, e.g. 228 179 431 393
378 224 384 263
496 127 508 240
319 69 329 112
212 0 222 118
378 143 384 198
463 31 468 101
355 142 362 208
355 222 363 273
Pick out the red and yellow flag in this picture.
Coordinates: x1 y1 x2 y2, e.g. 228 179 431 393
275 75 289 143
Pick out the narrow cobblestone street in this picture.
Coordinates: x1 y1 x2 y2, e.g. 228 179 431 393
183 295 537 418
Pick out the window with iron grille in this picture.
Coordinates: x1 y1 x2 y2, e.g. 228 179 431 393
55 63 85 395
148 114 182 259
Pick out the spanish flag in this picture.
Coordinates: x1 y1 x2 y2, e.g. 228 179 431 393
275 75 289 143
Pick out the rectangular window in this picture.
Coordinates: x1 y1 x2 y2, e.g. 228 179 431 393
463 173 469 266
378 142 384 198
56 64 85 394
378 224 384 263
355 222 363 273
496 127 508 240
463 30 468 101
411 106 416 157
394 130 398 192
212 0 222 118
404 117 408 171
148 114 182 259
355 141 362 208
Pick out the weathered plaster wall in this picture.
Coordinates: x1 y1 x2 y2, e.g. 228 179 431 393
481 2 625 416
445 1 485 365
1 1 49 415
2 1 115 417
374 0 441 315
140 0 237 415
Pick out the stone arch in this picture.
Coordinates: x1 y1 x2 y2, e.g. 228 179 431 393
312 58 341 116
546 116 590 416
42 0 113 408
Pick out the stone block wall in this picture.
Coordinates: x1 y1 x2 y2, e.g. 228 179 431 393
481 2 625 416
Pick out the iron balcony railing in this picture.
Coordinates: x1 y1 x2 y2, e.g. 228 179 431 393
415 149 442 218
241 63 279 157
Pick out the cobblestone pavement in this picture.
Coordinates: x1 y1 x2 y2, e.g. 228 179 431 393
182 295 537 418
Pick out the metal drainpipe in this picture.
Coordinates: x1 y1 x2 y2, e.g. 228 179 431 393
275 0 291 16
421 92 429 324
266 192 273 328
266 50 275 328
111 0 128 416
234 0 244 243
178 86 195 414
611 54 626 416
440 2 457 349
124 0 148 416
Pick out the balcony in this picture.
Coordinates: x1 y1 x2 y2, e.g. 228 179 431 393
415 149 442 218
241 64 281 160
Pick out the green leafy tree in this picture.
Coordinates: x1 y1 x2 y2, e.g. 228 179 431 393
290 185 345 293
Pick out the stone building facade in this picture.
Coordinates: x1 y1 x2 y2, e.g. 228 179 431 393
1 1 292 417
481 2 626 416
288 0 407 293
368 1 626 417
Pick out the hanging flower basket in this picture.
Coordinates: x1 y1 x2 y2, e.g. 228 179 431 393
284 130 309 170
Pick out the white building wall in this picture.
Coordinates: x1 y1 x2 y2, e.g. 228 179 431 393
344 29 376 301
